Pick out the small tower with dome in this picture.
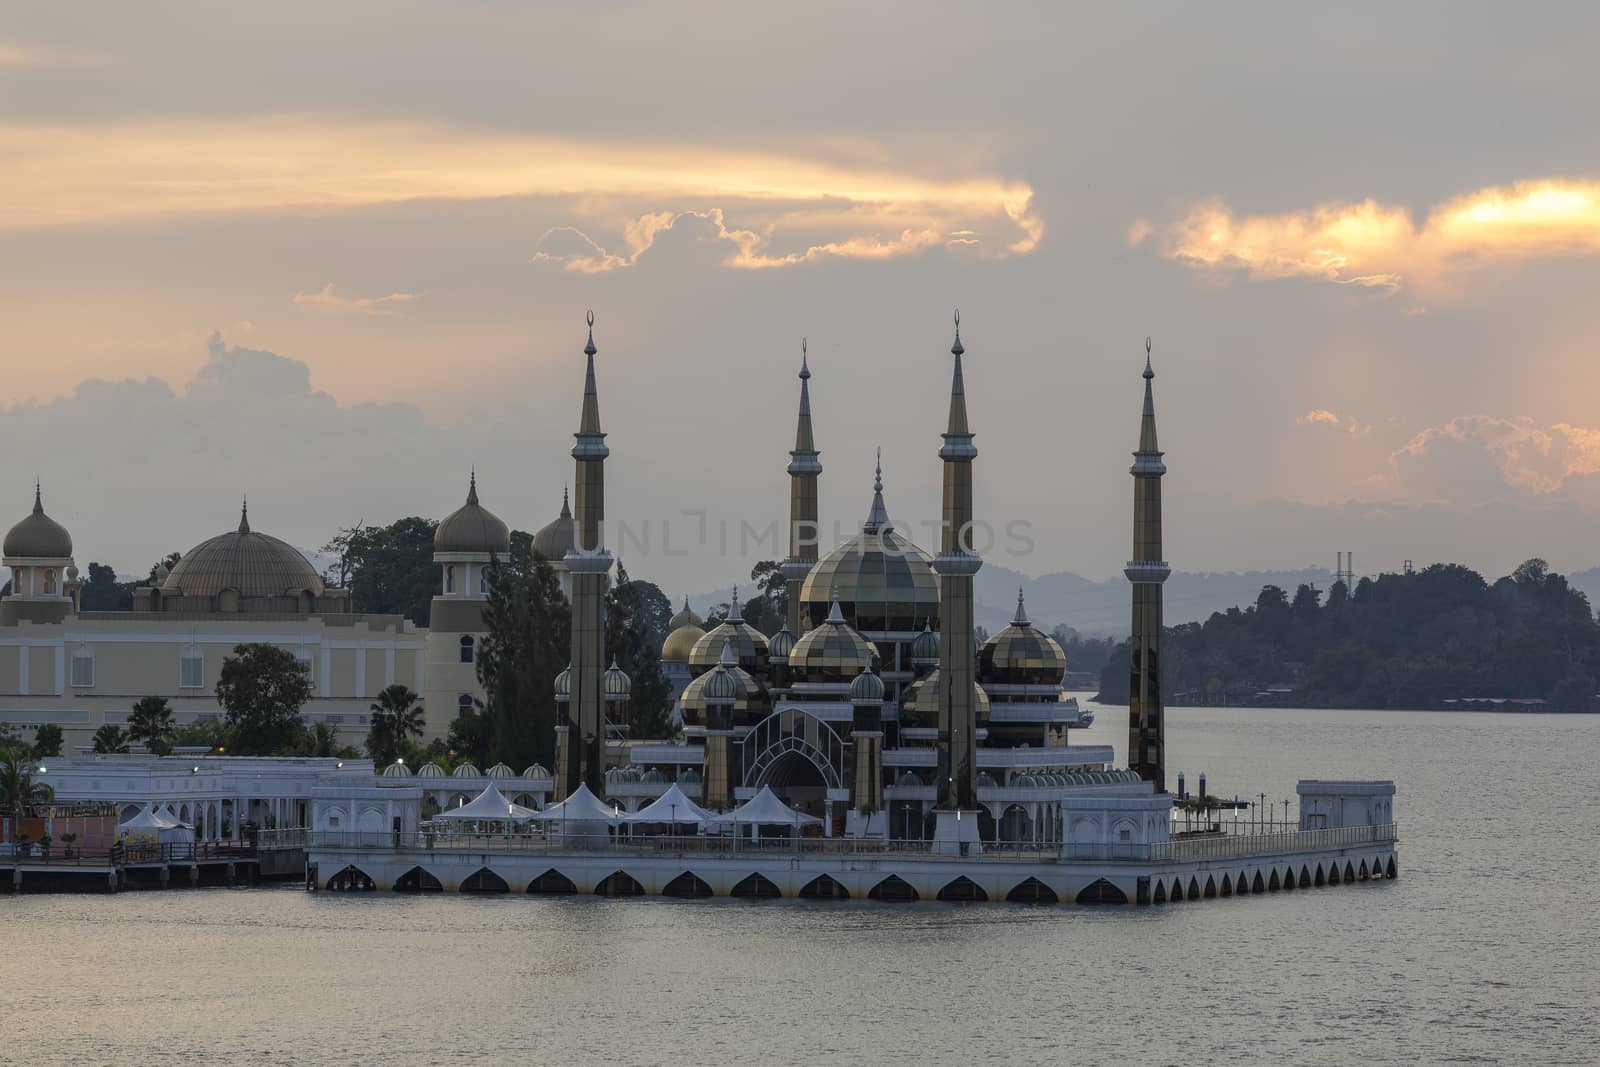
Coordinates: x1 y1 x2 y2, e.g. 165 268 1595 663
424 471 511 739
1 483 78 625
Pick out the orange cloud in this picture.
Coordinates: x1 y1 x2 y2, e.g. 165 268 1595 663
1156 179 1600 294
1297 409 1370 436
1387 415 1600 501
292 283 425 315
0 115 1041 269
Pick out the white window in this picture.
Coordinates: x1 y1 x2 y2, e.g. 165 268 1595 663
180 645 204 688
70 646 95 687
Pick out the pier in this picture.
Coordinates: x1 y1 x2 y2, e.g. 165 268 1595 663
0 838 304 893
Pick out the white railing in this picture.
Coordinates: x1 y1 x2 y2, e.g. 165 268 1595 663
1148 823 1397 862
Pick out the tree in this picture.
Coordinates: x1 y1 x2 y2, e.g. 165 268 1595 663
92 724 129 754
31 724 63 759
127 696 176 755
367 684 425 767
475 540 570 769
215 643 313 755
750 560 788 629
78 562 130 611
323 517 440 626
169 717 231 752
0 752 54 818
606 563 676 740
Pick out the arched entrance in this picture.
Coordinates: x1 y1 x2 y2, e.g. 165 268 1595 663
741 709 843 817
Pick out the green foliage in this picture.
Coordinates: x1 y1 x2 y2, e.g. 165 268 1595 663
1096 559 1600 710
607 563 675 740
78 562 131 611
750 560 788 632
127 696 176 755
323 517 440 626
215 643 313 755
366 684 425 767
31 724 63 759
92 724 129 754
473 539 569 770
0 752 54 816
169 718 230 751
0 722 21 758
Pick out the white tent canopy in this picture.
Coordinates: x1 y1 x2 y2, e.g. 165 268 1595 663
530 783 620 825
620 783 717 826
119 804 180 830
717 785 822 827
433 782 537 824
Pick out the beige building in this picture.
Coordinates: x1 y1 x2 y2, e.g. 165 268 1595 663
0 479 510 754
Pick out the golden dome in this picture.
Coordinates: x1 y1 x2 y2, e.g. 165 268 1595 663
163 503 323 599
679 640 767 727
3 485 72 559
800 466 937 632
978 590 1067 685
900 668 991 728
532 488 575 562
667 596 702 631
788 595 880 683
688 588 769 675
661 622 707 663
434 472 511 555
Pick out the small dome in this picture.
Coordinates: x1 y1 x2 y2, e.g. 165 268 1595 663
896 770 923 787
416 762 448 778
642 768 666 784
603 658 632 697
532 488 576 562
767 622 795 662
382 760 413 777
677 768 702 785
522 763 551 779
434 472 511 555
4 485 73 559
485 762 515 778
680 637 767 724
900 668 991 728
978 590 1067 686
452 762 482 778
553 665 571 699
688 588 769 675
911 619 940 663
661 623 707 663
789 593 879 683
667 597 703 631
977 772 998 789
163 502 323 599
702 663 742 703
849 668 885 704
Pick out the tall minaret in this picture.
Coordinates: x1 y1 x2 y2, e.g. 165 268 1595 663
933 310 982 816
559 311 614 798
1126 339 1170 792
781 339 821 634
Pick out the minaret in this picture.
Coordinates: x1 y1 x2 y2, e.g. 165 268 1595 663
559 311 614 799
933 310 982 822
781 339 821 634
1126 339 1170 792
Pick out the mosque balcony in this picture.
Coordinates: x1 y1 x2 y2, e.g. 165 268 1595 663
625 744 706 765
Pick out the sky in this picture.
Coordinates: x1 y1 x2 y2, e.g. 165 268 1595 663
4 3 1600 601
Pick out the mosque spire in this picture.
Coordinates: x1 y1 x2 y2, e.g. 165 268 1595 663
1013 586 1029 627
794 338 816 454
946 309 969 437
560 484 571 518
864 447 891 532
238 497 250 534
579 309 602 436
32 479 43 515
727 584 743 623
466 468 479 506
1139 337 1160 454
1127 335 1171 794
783 337 823 634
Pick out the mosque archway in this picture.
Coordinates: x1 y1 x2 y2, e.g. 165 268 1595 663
868 875 918 902
799 875 850 900
528 869 577 895
936 876 987 902
997 805 1032 845
595 871 645 896
662 872 713 898
1006 877 1058 904
1075 879 1128 905
461 868 509 894
1203 876 1217 899
731 873 782 899
326 865 375 892
394 866 443 893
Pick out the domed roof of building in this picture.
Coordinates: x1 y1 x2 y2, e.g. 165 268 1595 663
3 484 73 559
789 593 880 683
531 488 576 562
416 761 448 778
603 658 632 697
900 668 991 728
799 460 937 632
451 762 482 778
680 637 766 723
688 587 770 675
767 621 795 662
162 503 323 599
661 620 708 663
485 762 516 778
382 760 413 777
911 619 940 663
849 667 885 704
434 472 511 556
978 589 1067 686
668 597 702 631
553 664 571 699
522 763 551 780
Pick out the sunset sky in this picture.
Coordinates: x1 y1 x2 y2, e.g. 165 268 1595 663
5 3 1600 598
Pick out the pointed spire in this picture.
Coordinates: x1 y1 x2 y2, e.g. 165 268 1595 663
32 479 43 516
826 584 846 625
238 497 250 534
718 634 736 668
466 468 479 506
579 310 602 435
946 309 970 437
1138 337 1160 454
559 484 571 518
1013 586 1030 627
864 448 892 532
727 584 743 623
792 337 817 454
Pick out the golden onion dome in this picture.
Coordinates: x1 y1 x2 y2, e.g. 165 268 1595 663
434 472 511 555
163 502 323 599
788 593 880 683
667 596 703 632
531 488 576 562
900 668 991 728
661 622 707 663
3 484 73 559
799 463 937 632
680 638 767 726
978 589 1067 686
688 586 769 676
603 658 632 698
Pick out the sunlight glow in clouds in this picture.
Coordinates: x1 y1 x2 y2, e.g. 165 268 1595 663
1146 179 1600 293
1389 415 1600 500
0 116 1041 269
292 283 425 315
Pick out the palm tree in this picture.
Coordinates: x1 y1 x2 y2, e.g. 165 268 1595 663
0 752 54 819
92 724 130 754
127 696 176 755
367 685 424 766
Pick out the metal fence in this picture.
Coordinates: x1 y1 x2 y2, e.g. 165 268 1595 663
1149 822 1397 862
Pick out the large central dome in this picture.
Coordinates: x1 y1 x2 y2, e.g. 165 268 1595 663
163 503 324 599
800 464 937 633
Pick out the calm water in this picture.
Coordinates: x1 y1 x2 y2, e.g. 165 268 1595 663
5 705 1597 1065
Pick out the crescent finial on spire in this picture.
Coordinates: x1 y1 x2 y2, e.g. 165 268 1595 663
799 337 810 380
951 308 963 356
584 309 596 356
1144 336 1154 379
